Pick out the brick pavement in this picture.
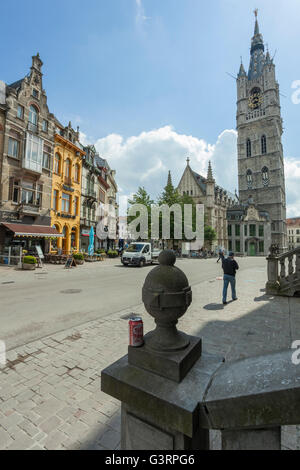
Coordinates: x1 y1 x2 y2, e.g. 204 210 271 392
0 263 300 449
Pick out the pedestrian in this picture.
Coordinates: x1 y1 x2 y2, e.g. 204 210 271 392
222 251 239 305
217 249 224 263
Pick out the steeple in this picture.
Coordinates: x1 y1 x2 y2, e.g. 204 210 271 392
238 60 246 78
206 161 215 183
248 9 265 80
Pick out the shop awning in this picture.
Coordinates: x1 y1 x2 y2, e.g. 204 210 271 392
1 223 63 238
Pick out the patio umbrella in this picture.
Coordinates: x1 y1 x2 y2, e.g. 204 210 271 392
88 227 94 256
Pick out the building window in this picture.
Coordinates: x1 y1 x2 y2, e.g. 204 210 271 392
19 181 42 206
262 166 269 187
250 224 256 237
235 240 241 252
53 189 58 211
17 105 24 119
261 135 267 154
235 225 240 237
12 180 20 203
74 196 79 216
65 159 71 180
36 184 43 206
54 153 61 174
62 193 71 213
246 139 251 157
29 105 38 125
24 133 43 173
244 225 247 236
259 241 264 253
43 150 51 169
32 89 39 98
8 137 19 158
74 164 80 183
42 120 48 132
259 225 264 237
246 169 253 188
228 240 232 251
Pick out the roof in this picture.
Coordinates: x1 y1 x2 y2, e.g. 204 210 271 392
286 218 300 227
8 78 25 90
1 223 63 237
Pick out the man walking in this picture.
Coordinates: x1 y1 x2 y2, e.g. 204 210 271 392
217 249 224 263
222 251 239 305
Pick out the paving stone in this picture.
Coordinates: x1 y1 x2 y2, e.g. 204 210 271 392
39 415 62 434
5 430 36 450
98 428 120 450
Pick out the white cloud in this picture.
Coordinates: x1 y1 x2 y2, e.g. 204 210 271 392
135 0 151 28
91 125 300 218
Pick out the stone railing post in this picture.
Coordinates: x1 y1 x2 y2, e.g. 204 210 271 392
265 246 280 295
101 250 223 450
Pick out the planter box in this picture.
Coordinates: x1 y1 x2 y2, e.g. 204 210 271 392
75 260 84 265
22 263 36 271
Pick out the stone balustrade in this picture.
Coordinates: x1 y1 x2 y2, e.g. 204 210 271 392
266 245 300 296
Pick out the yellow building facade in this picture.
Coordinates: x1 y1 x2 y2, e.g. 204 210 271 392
50 123 85 254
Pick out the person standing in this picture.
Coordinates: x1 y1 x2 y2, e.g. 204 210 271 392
217 249 224 263
222 251 239 305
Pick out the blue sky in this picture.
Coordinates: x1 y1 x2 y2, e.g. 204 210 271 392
1 0 300 215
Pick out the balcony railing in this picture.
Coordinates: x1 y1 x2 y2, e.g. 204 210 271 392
266 246 300 297
18 203 41 216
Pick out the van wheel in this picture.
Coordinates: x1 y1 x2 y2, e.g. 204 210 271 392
139 259 145 267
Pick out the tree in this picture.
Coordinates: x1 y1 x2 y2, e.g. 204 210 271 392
127 187 154 240
204 225 217 250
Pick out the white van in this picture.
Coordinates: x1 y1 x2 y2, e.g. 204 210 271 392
121 242 160 267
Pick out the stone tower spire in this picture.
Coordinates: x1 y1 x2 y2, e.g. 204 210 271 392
236 12 287 250
206 161 214 182
167 170 172 187
248 9 265 80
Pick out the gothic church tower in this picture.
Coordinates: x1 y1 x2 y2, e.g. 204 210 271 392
236 11 287 249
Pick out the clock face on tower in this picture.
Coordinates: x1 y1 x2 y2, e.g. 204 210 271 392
248 87 263 109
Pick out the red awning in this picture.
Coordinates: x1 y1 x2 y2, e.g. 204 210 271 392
1 223 63 238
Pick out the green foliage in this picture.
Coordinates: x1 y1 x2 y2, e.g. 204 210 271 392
23 255 37 264
127 186 154 240
204 225 217 242
73 253 84 260
107 249 118 258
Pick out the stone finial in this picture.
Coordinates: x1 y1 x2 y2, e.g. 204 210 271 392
142 250 192 352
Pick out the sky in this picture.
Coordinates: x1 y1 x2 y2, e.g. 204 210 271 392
1 0 300 216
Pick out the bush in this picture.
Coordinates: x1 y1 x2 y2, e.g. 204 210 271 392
23 255 37 265
73 253 84 261
107 250 118 258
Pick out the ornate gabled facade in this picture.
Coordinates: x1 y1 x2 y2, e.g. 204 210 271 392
236 11 287 251
95 155 118 250
0 54 61 254
50 120 85 254
177 158 236 251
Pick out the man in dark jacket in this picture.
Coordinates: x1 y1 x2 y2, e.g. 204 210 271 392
217 249 225 263
222 252 239 305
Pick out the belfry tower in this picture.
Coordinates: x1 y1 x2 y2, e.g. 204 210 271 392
236 10 287 249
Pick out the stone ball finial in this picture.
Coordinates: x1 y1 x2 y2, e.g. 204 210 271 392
142 249 192 352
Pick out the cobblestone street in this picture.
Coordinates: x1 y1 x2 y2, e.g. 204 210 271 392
1 258 300 450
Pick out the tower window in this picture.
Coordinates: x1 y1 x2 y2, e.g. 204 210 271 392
246 169 253 188
262 166 269 186
261 135 267 154
246 139 252 157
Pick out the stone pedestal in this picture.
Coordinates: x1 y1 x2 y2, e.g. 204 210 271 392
101 352 224 450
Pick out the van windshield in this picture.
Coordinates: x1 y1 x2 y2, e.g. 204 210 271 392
126 244 145 253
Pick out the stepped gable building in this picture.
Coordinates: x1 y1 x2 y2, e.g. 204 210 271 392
177 158 236 251
0 54 61 254
235 11 287 253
